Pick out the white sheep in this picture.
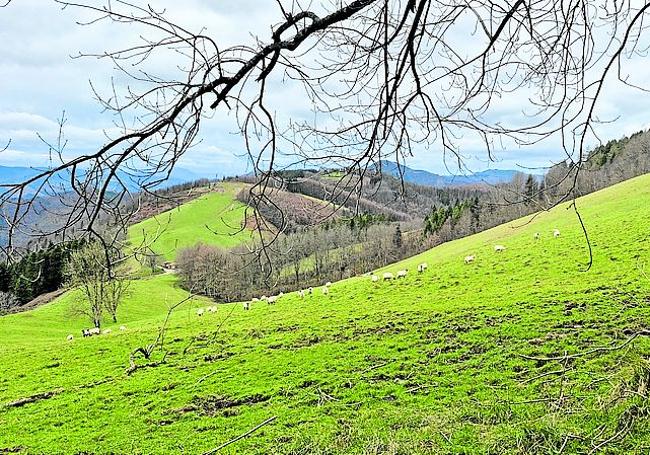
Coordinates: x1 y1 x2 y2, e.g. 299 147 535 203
553 229 561 238
196 308 205 317
119 325 127 331
67 334 74 342
417 263 428 273
371 274 379 283
243 301 251 310
252 297 260 303
464 255 475 264
325 282 332 287
494 245 507 253
322 286 329 295
396 270 408 279
382 272 394 280
298 289 305 298
260 295 268 302
85 327 100 337
102 328 112 335
207 305 217 313
267 295 278 305
533 232 540 240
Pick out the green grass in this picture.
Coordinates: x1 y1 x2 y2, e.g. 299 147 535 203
127 183 253 261
2 174 650 453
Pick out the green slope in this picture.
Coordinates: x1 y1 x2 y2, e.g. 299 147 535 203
127 183 253 261
1 174 650 453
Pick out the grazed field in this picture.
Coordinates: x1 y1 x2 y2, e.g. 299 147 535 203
127 183 252 261
1 174 650 454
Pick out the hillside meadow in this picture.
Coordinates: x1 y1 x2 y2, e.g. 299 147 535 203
127 182 253 261
1 174 650 453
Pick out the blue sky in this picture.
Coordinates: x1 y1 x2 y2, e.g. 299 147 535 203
2 0 650 178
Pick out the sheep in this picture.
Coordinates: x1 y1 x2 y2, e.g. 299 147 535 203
417 263 428 273
243 301 251 311
382 272 394 280
279 292 285 297
494 245 507 253
464 255 475 264
252 297 260 303
102 328 112 335
322 286 329 296
298 289 305 298
325 282 332 287
533 232 540 240
267 295 278 305
553 229 561 238
260 295 268 302
207 305 217 313
82 327 100 337
119 325 127 331
67 334 74 342
371 274 379 283
196 308 205 317
396 270 408 279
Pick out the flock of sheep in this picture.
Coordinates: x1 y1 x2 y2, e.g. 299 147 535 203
66 228 562 340
67 325 127 341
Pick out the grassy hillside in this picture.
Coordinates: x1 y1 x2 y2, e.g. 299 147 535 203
127 183 252 261
2 174 650 453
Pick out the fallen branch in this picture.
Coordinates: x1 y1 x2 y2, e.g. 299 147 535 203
202 415 278 454
520 330 650 362
3 388 63 408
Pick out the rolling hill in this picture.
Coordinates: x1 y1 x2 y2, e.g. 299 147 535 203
127 183 253 261
1 174 650 453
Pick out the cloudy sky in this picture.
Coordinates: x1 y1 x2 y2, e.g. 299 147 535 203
2 0 650 178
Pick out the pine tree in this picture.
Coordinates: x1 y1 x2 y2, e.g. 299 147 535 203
393 224 403 250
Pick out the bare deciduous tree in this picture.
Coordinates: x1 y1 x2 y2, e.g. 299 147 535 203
65 242 128 326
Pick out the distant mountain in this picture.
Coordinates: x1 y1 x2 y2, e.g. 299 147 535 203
0 164 205 195
377 160 537 187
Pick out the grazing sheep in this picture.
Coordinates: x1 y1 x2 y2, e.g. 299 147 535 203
371 274 379 283
533 232 540 240
196 308 205 317
243 301 251 310
553 229 561 238
119 325 127 331
383 272 394 280
252 297 260 303
102 328 112 335
396 270 408 279
464 255 475 264
267 295 278 305
298 289 305 298
417 263 428 273
325 282 332 287
494 245 507 253
322 286 329 295
279 292 284 297
207 305 217 313
82 327 100 337
67 334 74 342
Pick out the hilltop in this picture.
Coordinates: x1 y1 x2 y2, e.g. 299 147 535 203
0 173 649 453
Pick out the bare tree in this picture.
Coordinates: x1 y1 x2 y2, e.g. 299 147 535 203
3 0 650 262
65 242 128 327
